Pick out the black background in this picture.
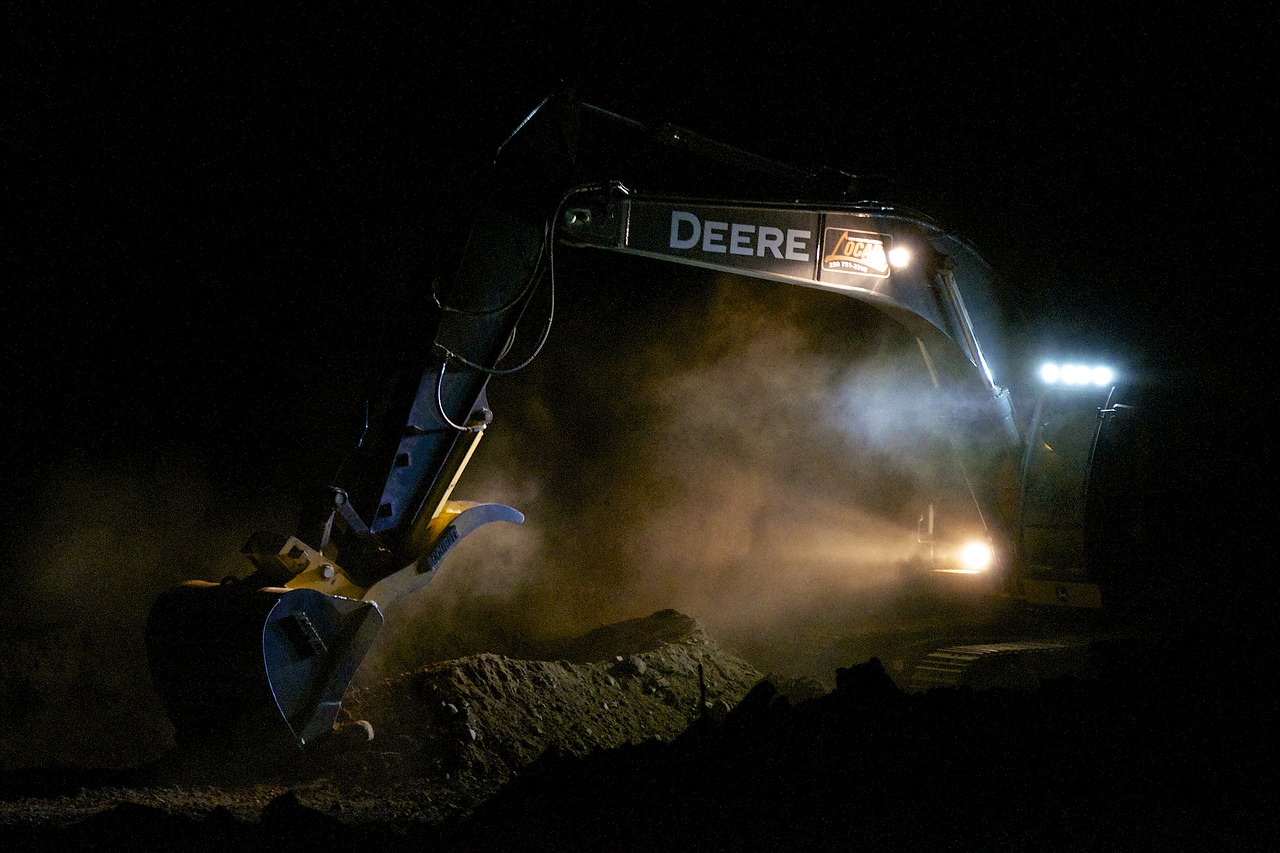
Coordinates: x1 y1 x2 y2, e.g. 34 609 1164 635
5 6 1267 621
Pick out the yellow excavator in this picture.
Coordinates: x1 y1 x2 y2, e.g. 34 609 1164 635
145 94 1142 747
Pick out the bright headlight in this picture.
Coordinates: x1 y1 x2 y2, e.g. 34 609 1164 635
958 540 994 573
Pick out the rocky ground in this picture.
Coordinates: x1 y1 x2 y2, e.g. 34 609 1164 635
0 608 1273 851
0 610 765 846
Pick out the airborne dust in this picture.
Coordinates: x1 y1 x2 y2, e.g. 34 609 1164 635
362 252 998 684
3 250 999 691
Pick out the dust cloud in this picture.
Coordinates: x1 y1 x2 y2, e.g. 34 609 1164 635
364 256 997 683
5 253 997 689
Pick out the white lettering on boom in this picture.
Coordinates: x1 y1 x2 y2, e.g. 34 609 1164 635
668 210 809 262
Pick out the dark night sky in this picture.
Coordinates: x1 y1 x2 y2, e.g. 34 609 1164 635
4 6 1267 620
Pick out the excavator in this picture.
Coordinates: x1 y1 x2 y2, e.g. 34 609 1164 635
145 94 1141 747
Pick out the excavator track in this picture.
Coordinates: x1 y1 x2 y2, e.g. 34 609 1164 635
908 639 1098 692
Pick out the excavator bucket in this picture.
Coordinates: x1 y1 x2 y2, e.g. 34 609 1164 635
145 580 382 747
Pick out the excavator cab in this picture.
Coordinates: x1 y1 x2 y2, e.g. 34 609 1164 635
1012 365 1141 609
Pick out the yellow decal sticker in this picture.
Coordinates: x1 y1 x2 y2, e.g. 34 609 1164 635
822 228 891 278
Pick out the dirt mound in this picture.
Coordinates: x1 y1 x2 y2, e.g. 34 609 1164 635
0 626 1271 850
329 609 761 798
0 609 764 830
545 608 708 661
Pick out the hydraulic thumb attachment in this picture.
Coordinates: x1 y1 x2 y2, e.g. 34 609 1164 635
144 498 524 751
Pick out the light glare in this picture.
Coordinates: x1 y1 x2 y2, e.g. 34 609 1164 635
888 246 911 269
1039 361 1116 387
958 540 994 572
1062 364 1090 384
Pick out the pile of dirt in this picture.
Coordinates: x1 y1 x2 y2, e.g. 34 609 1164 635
322 609 764 814
0 609 765 835
1 614 1269 850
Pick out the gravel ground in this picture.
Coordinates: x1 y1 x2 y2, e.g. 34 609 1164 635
1 610 1272 851
0 610 767 842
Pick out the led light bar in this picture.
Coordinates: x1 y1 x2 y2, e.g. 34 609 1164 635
1039 362 1114 387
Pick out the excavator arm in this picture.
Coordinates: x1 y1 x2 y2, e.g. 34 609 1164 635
145 94 1031 747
